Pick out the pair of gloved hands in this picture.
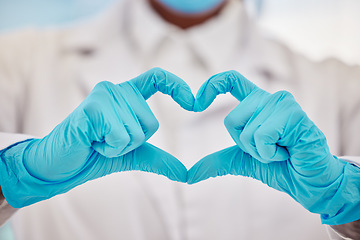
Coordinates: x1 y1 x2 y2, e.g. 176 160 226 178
0 68 359 225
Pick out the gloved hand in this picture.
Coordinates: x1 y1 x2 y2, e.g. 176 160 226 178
0 67 194 208
188 70 360 225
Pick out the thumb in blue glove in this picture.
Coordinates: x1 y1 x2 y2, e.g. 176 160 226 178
188 70 360 225
0 67 194 208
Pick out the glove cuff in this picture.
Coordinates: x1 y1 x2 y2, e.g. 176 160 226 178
0 139 46 208
321 162 360 225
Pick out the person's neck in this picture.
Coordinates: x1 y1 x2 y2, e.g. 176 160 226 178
148 0 228 29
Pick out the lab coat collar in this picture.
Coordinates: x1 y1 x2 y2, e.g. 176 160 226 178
125 0 171 56
186 0 248 71
60 0 292 82
127 0 246 71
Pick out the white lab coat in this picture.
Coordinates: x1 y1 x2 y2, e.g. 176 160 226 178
1 0 360 239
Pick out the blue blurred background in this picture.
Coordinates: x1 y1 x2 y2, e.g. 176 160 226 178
0 0 117 31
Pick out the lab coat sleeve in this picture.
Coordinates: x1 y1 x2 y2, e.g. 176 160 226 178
326 225 353 240
0 30 39 224
337 61 360 156
0 195 17 227
327 219 360 240
0 30 36 133
325 156 360 240
339 156 360 167
321 59 360 240
330 60 360 239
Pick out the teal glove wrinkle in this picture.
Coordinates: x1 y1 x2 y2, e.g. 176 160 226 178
188 70 360 225
0 68 193 208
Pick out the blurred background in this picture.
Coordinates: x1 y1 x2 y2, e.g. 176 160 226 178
0 0 359 65
256 0 360 65
0 0 359 239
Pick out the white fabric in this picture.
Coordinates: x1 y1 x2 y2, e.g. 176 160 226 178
0 133 33 150
339 157 360 168
0 0 359 239
326 226 353 240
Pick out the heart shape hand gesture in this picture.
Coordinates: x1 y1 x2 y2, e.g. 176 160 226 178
1 68 359 225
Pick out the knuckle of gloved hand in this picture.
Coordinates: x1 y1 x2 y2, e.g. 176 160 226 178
146 118 160 135
239 131 252 148
131 128 146 145
228 70 240 75
228 70 241 80
149 67 165 74
141 67 167 92
253 129 264 146
273 90 295 103
118 133 131 148
83 89 114 119
224 114 238 130
82 99 103 121
208 76 227 93
149 67 166 80
93 81 114 92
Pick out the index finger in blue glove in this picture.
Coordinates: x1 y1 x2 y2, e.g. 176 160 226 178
129 67 195 111
187 146 282 188
187 146 244 184
120 143 188 183
4 142 188 207
193 70 258 112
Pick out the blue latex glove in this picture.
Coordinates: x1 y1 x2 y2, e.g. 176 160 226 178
0 68 194 208
188 70 360 225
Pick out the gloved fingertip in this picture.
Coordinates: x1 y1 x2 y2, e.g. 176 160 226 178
193 101 204 112
186 179 197 185
257 146 289 163
187 176 206 185
193 83 212 112
92 142 125 158
179 173 188 183
193 95 214 112
178 94 196 112
165 170 187 183
273 147 290 162
186 175 200 184
157 153 188 183
171 165 188 183
186 167 203 184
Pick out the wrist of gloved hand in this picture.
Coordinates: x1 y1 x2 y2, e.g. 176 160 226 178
320 160 360 225
0 139 38 208
0 138 94 208
329 218 360 240
275 154 360 225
